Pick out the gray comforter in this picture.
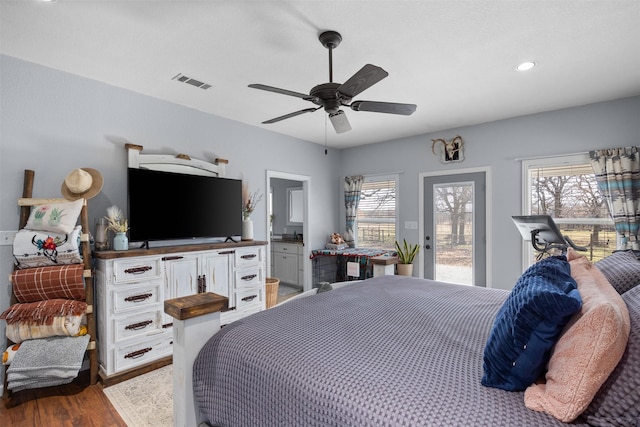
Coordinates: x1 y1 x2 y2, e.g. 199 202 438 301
193 275 589 426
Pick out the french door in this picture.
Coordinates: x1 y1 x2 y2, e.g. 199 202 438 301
421 170 488 286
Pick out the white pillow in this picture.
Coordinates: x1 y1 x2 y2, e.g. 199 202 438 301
25 199 83 234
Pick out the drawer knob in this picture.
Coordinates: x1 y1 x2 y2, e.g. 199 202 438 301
123 266 153 275
124 320 153 331
241 274 257 281
124 293 153 303
241 254 257 260
124 347 152 359
242 295 257 302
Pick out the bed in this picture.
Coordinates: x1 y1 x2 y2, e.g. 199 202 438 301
179 250 640 427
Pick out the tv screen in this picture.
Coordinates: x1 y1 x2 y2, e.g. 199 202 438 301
127 168 242 243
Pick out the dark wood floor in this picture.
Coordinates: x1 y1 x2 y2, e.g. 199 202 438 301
1 371 126 427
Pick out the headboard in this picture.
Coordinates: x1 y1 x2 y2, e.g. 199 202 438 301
126 143 228 177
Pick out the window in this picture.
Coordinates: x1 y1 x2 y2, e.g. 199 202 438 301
522 154 615 266
356 175 397 250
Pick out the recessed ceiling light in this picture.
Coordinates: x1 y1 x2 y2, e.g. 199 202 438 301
516 61 536 72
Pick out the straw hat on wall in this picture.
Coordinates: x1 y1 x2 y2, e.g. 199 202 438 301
61 168 104 200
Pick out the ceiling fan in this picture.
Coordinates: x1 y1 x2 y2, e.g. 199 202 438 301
248 30 417 134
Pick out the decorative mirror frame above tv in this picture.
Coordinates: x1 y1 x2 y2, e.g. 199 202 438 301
126 143 228 177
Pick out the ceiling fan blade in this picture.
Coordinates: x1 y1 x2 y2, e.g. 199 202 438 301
262 107 320 124
328 110 352 134
337 64 388 98
248 84 317 101
350 101 417 115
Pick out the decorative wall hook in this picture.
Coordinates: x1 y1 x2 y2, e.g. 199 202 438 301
432 135 464 164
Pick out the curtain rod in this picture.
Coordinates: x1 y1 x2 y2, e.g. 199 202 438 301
514 151 588 162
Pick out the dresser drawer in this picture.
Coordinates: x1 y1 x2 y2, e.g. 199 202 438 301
235 287 263 311
235 247 263 268
272 242 301 254
113 310 164 343
114 334 173 373
112 282 161 313
235 266 264 289
113 257 163 284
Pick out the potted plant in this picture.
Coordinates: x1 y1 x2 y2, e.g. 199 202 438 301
395 239 420 276
104 205 129 251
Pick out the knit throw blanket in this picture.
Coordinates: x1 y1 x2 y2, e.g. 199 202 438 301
7 334 90 392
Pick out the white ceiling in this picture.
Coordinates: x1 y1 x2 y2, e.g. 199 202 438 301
2 0 639 149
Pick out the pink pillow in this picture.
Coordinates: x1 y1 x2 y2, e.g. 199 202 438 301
524 249 630 422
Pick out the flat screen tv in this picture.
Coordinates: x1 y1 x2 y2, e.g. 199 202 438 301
127 168 242 244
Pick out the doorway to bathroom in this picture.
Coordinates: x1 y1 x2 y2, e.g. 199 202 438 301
266 171 311 296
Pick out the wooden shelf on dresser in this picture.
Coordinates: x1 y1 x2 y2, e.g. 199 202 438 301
93 240 267 386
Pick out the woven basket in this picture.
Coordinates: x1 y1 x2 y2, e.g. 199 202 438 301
265 277 280 308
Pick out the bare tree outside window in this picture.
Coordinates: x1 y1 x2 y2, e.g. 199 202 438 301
435 185 473 246
527 161 615 264
357 177 397 250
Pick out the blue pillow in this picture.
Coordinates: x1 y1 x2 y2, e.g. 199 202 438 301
482 256 582 391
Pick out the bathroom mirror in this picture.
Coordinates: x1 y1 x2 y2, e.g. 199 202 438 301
287 187 303 225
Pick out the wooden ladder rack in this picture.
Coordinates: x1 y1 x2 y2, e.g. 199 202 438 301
2 170 98 399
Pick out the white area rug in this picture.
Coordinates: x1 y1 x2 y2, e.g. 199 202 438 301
103 365 173 426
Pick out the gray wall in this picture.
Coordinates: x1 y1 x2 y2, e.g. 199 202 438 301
0 55 341 353
339 95 640 289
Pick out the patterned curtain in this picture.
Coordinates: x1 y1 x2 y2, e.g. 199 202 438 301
589 147 640 250
344 176 364 248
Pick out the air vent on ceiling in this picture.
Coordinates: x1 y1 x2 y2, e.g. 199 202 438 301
172 73 212 90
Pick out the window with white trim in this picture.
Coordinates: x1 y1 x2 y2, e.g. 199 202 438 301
522 154 615 266
356 175 398 250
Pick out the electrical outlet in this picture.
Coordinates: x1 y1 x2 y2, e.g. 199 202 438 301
404 221 418 230
0 230 17 246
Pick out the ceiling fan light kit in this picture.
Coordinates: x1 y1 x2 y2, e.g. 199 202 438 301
329 110 352 134
249 30 417 134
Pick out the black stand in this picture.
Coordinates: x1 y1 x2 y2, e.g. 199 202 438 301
225 236 238 243
530 229 587 259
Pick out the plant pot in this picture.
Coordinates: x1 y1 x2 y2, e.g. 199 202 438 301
396 263 414 276
113 232 128 251
242 219 254 241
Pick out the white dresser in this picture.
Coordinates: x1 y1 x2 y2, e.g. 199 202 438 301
94 241 266 385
